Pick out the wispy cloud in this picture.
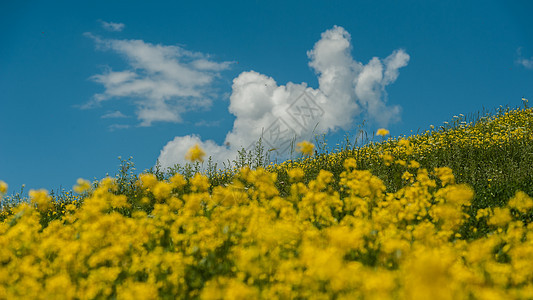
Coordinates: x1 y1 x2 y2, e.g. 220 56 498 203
516 47 533 69
99 20 125 32
194 120 221 127
158 25 409 170
517 58 533 69
101 110 128 119
85 31 233 126
108 124 130 131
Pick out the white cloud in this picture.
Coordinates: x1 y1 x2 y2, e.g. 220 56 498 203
516 47 533 69
85 32 233 126
518 58 533 69
157 25 409 170
108 124 130 131
158 135 234 168
194 120 221 127
99 20 125 32
101 110 128 118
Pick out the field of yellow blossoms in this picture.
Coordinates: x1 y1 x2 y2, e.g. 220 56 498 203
0 105 532 299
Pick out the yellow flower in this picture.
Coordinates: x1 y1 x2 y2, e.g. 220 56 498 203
508 191 533 213
488 207 512 227
343 158 357 171
402 171 414 182
408 160 420 169
296 141 314 156
73 178 91 193
185 143 205 162
65 204 77 212
29 189 52 212
152 181 172 201
288 168 305 182
0 180 7 194
398 138 410 147
394 159 407 166
434 167 455 186
169 173 187 189
376 128 389 136
380 152 394 166
190 173 210 192
139 173 158 190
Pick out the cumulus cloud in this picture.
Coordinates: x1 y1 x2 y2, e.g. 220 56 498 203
84 32 232 126
99 20 125 32
157 25 409 170
158 135 234 168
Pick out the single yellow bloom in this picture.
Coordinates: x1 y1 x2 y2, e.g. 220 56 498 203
508 191 533 213
343 158 357 170
394 159 407 166
29 189 52 212
288 167 305 182
402 171 414 182
398 138 410 147
0 180 7 194
169 173 187 189
73 178 91 194
185 143 206 162
488 207 512 227
377 128 390 136
296 141 314 156
139 173 158 189
408 160 421 169
434 167 454 186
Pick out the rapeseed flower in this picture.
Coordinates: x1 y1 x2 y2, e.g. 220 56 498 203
0 180 7 194
29 189 52 212
434 167 455 186
287 167 305 182
73 178 91 193
488 207 512 227
0 106 532 298
296 140 314 156
508 191 533 213
185 143 205 162
377 128 390 136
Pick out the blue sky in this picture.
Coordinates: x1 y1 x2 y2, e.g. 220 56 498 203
1 0 532 195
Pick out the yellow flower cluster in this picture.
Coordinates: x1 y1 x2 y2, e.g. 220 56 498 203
377 128 390 136
296 140 314 156
73 178 92 194
0 181 7 195
255 107 532 193
185 144 206 162
1 158 532 298
386 107 533 159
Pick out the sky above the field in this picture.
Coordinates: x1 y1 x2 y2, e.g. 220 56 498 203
1 0 532 195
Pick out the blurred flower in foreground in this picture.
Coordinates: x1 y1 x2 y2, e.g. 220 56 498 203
73 178 91 194
0 180 7 194
186 144 206 162
377 128 390 136
29 189 52 212
297 141 314 156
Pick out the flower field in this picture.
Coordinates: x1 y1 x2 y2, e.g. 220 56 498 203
1 105 532 299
